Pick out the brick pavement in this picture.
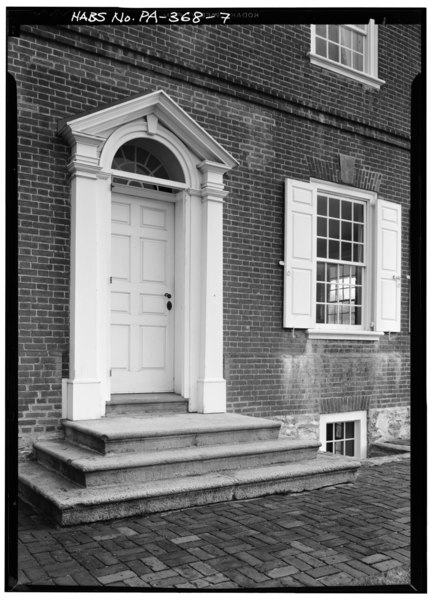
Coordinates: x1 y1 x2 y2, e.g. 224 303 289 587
12 457 411 590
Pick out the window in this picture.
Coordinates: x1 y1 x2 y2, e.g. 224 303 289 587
111 138 185 193
284 179 401 339
310 21 385 89
319 411 367 459
316 194 365 327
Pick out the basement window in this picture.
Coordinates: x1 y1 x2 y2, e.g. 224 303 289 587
319 411 367 459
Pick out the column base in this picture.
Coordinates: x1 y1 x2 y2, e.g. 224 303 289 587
196 378 226 413
62 379 105 421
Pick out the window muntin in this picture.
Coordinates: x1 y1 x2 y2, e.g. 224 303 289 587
316 194 366 326
315 24 367 73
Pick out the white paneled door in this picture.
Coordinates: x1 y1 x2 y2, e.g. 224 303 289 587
110 192 175 393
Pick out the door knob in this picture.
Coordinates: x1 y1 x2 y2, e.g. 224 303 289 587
164 293 172 299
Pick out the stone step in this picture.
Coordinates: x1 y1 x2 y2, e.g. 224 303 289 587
34 437 320 487
106 393 188 416
18 454 360 526
63 413 281 454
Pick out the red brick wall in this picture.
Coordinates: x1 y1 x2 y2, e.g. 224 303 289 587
8 21 420 446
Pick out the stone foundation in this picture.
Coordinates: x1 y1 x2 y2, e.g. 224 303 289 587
273 414 319 441
368 407 410 443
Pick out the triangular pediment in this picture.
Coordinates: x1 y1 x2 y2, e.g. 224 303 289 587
58 89 238 169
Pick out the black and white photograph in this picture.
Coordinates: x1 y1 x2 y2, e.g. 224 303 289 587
6 4 426 593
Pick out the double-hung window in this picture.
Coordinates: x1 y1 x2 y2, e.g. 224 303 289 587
284 179 402 340
310 21 385 89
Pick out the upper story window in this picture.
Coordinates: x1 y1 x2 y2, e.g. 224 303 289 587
310 21 385 90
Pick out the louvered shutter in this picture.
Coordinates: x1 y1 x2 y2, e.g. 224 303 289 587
375 199 402 332
284 179 317 328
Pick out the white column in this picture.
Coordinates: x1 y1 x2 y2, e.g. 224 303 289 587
62 137 109 420
196 161 229 413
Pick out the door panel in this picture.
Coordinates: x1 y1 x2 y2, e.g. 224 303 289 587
111 193 175 393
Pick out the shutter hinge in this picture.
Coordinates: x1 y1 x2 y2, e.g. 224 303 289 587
110 276 113 284
109 369 112 377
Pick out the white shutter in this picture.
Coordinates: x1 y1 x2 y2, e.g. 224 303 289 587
375 199 402 332
284 179 317 328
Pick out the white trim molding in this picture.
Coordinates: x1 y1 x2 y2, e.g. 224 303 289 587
308 330 384 341
59 90 238 419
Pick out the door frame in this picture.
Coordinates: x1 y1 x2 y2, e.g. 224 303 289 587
59 90 238 420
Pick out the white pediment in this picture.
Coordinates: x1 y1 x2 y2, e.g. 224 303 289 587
58 89 238 169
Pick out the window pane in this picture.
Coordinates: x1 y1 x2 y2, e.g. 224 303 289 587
317 262 326 281
317 238 327 258
317 217 327 237
328 25 339 42
353 223 363 242
328 42 339 62
340 26 351 48
335 422 344 439
354 286 362 305
326 442 333 453
353 32 364 52
329 197 340 218
329 219 339 239
316 304 325 324
341 221 352 241
341 47 351 67
353 52 364 72
346 422 355 437
341 242 352 261
340 305 351 325
354 203 364 222
354 267 363 285
335 441 343 455
341 200 352 220
353 243 363 262
317 195 327 216
355 305 362 324
329 240 339 259
345 440 355 456
326 423 333 440
316 283 326 303
327 304 337 323
316 37 327 57
316 24 327 38
340 264 350 278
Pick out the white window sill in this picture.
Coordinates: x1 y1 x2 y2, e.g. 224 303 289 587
309 53 385 90
308 329 384 341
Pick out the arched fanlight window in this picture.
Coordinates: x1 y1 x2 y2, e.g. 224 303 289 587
111 138 185 192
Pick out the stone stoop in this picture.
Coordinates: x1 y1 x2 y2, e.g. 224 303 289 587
18 413 361 526
106 394 188 416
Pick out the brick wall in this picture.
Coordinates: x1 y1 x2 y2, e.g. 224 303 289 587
8 21 420 449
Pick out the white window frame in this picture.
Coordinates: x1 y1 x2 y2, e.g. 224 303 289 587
309 179 378 340
319 410 367 459
310 20 385 90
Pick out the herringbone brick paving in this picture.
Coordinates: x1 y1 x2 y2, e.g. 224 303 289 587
15 457 410 590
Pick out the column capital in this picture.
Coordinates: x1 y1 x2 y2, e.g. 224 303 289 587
197 160 231 191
